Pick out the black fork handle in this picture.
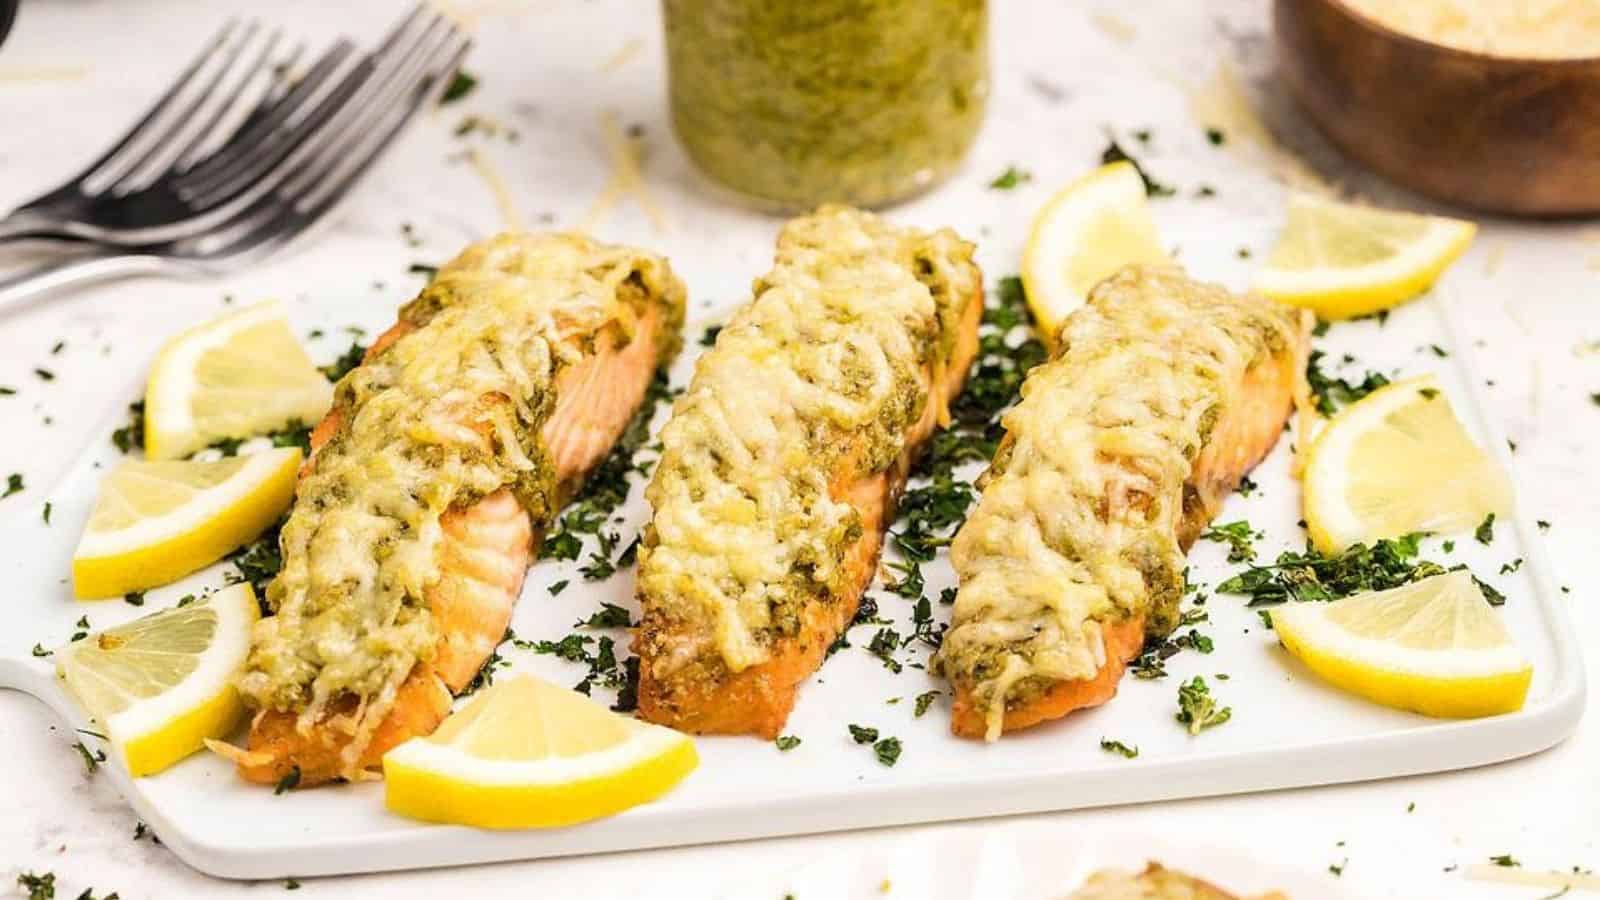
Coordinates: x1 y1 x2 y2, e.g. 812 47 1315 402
0 0 17 50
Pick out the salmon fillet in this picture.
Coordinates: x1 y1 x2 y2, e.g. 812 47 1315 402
633 206 984 738
233 233 685 786
935 264 1312 740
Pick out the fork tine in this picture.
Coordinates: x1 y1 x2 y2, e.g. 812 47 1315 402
177 38 360 204
65 20 239 192
296 37 472 212
103 21 266 193
277 11 456 201
170 30 289 173
195 6 448 210
197 30 469 266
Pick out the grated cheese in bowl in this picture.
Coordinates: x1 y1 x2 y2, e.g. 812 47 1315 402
1341 0 1600 59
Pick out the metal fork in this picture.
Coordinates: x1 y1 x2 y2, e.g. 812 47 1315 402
0 7 442 247
0 9 469 311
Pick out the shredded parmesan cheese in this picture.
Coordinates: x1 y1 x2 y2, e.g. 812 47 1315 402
602 38 644 72
465 146 525 232
637 206 979 680
1188 61 1338 197
1464 864 1600 891
1344 0 1600 59
582 111 666 234
934 266 1309 739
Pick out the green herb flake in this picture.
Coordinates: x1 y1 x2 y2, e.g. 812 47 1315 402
1200 519 1260 562
873 736 902 766
112 401 145 453
775 735 801 752
34 367 54 381
1175 676 1231 735
3 472 23 498
1099 737 1139 758
548 579 570 596
17 872 56 900
988 165 1033 190
848 724 879 744
1306 350 1390 416
123 590 146 607
1489 854 1520 868
41 501 51 524
440 69 478 104
274 765 302 795
914 690 940 718
1475 513 1496 545
73 739 106 773
1100 139 1175 197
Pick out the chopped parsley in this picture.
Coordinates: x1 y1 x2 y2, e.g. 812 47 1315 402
34 367 54 381
988 165 1032 190
541 370 673 574
70 615 91 642
576 602 634 629
698 324 722 346
31 644 50 658
1217 533 1446 606
123 590 146 607
1489 854 1520 868
1175 676 1231 734
1100 138 1174 197
73 739 106 773
112 401 145 453
42 501 51 524
440 69 478 104
17 872 56 900
1200 519 1260 562
774 735 801 752
1475 513 1496 545
848 724 879 744
320 341 367 382
229 517 287 604
548 579 570 596
1100 737 1139 758
2 472 23 499
1305 350 1390 415
274 766 301 794
1205 127 1226 145
914 690 939 717
408 262 439 280
873 736 902 766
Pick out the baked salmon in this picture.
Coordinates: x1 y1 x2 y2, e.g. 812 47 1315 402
229 233 685 785
633 206 984 738
933 264 1311 740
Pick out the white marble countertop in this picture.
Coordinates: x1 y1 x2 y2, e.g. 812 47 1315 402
0 1 1595 897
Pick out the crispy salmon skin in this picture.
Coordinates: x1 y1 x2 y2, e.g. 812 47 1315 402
934 264 1312 740
633 206 984 738
230 233 685 785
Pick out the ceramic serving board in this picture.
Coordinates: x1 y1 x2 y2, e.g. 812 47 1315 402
0 213 1582 879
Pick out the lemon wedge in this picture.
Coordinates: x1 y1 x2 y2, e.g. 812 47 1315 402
56 583 259 776
1253 193 1476 320
144 300 333 460
1303 375 1512 555
384 674 698 829
72 448 301 599
1021 161 1168 344
1270 571 1531 718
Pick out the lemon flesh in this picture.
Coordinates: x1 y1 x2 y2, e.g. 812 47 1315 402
1303 375 1511 554
1270 572 1531 718
56 583 259 776
1021 161 1168 345
1253 193 1475 320
384 674 698 829
144 300 333 460
73 447 301 599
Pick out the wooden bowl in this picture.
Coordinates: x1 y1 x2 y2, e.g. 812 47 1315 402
1273 0 1600 217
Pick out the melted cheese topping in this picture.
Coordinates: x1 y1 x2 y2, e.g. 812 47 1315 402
238 232 685 757
934 266 1303 738
638 205 978 677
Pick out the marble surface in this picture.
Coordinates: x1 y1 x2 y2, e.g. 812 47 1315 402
0 0 1595 897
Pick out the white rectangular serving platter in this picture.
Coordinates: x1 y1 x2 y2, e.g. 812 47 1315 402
0 207 1583 880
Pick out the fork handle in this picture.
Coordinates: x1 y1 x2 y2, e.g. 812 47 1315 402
0 250 171 313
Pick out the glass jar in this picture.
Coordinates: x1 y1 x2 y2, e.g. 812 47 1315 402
662 0 989 211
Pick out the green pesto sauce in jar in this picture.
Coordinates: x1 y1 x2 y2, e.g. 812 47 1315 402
663 0 989 211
